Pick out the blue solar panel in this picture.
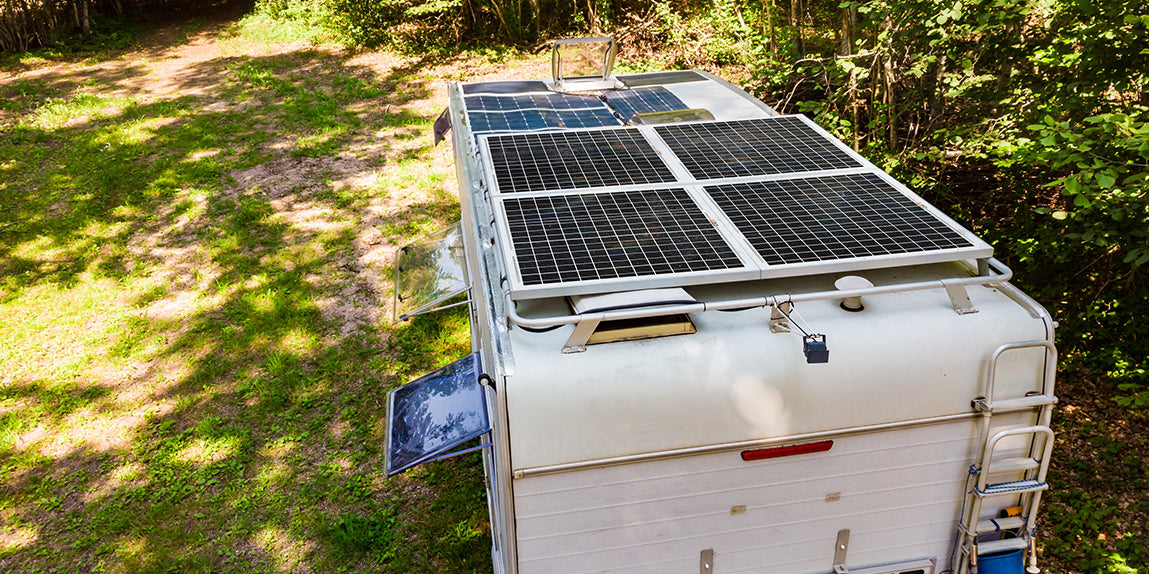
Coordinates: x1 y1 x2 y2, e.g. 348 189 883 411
469 108 621 133
464 92 605 112
464 92 622 135
603 87 689 122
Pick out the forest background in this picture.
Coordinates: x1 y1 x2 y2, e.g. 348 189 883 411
1 0 1146 572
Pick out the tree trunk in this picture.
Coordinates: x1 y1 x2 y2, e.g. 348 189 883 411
80 0 89 35
850 68 859 149
884 54 897 150
930 53 947 129
789 0 802 55
767 0 777 57
839 5 855 56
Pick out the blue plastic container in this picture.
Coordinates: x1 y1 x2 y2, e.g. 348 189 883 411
978 548 1025 574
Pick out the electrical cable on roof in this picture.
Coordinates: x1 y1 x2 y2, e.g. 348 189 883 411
773 298 830 364
773 297 809 337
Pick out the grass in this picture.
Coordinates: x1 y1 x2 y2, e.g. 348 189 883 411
2 4 1146 574
0 6 534 572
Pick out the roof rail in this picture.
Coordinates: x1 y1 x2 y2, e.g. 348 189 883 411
505 257 1013 330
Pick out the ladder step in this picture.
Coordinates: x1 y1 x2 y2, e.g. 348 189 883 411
987 457 1041 474
977 479 1048 497
975 515 1027 533
987 395 1058 412
977 536 1029 555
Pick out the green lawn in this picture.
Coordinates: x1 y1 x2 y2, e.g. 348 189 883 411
2 6 1146 574
0 11 536 573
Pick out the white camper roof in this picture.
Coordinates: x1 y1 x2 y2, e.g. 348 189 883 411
503 262 1048 472
443 69 1049 473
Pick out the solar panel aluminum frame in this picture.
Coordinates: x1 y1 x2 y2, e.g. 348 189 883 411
475 116 992 299
477 126 679 196
489 185 763 300
704 167 994 280
461 91 623 137
649 114 865 182
641 114 994 279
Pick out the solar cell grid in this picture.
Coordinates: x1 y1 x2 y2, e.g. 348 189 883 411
706 173 974 266
502 189 744 285
603 87 689 121
464 92 605 112
656 117 861 179
469 108 621 133
486 129 677 193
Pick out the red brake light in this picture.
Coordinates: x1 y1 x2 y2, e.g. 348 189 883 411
741 440 833 461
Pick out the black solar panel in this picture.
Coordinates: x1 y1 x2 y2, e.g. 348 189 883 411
603 87 689 121
502 189 744 285
469 108 621 133
486 129 677 193
706 173 975 266
656 116 861 179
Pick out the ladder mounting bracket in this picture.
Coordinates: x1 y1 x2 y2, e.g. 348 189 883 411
700 548 714 573
833 529 850 574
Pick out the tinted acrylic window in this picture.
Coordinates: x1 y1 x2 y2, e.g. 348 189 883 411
386 353 489 476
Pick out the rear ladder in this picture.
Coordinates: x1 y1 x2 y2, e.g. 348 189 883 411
955 341 1057 574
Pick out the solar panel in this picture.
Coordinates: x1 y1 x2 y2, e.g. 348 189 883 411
706 173 976 266
485 129 677 194
469 108 621 133
656 116 861 179
501 189 745 286
464 92 605 112
603 87 689 122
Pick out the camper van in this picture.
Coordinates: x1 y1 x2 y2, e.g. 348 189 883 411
386 38 1057 574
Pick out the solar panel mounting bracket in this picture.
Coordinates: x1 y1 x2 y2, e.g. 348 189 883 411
769 300 793 333
942 280 979 315
562 318 600 353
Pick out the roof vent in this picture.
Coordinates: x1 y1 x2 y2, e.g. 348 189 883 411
835 275 874 312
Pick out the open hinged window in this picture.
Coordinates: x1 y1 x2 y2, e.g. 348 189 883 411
393 222 469 322
385 353 490 476
551 37 618 92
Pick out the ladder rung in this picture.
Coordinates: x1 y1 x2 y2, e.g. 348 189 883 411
987 395 1058 412
977 536 1029 555
977 479 1048 497
975 515 1027 533
987 457 1041 474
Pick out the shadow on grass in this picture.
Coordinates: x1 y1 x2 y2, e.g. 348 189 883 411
0 11 492 574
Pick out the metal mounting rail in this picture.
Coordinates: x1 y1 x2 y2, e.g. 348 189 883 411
505 257 1014 329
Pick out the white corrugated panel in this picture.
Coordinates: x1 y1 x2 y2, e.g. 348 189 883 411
514 418 1031 574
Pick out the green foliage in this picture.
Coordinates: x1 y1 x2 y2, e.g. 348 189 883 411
747 0 1149 412
327 507 399 559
